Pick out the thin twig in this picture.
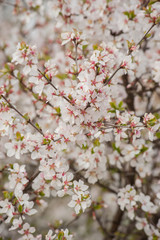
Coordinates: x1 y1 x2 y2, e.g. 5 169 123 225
20 80 55 109
94 211 114 239
1 94 44 136
104 23 156 86
73 39 78 73
1 94 61 142
38 69 73 105
136 23 155 47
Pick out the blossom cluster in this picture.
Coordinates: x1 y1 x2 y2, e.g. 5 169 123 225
0 0 160 240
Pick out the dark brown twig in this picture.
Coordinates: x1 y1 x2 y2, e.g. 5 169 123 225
1 94 44 136
104 23 156 86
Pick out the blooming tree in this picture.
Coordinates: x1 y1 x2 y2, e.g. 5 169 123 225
0 0 160 239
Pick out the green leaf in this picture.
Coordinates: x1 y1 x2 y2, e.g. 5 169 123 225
109 101 117 109
154 113 160 119
17 71 21 80
155 16 160 24
23 113 30 122
148 0 158 6
16 131 24 141
54 107 61 116
56 73 68 80
124 10 136 20
156 132 160 139
145 6 153 14
12 197 17 205
39 191 45 197
93 138 100 147
93 44 98 50
82 144 88 150
91 148 95 154
43 138 51 145
54 220 61 228
3 191 10 199
118 101 123 108
32 93 39 100
35 122 41 130
68 94 73 100
57 231 64 240
108 109 116 113
93 204 102 210
9 192 13 199
145 33 152 39
18 205 23 213
152 235 158 240
82 44 88 50
2 191 13 200
135 145 148 157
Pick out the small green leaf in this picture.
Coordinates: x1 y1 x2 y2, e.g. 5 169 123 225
148 0 158 6
9 192 13 199
16 131 24 141
155 16 160 24
54 107 61 116
12 197 17 205
82 144 88 150
124 10 136 20
35 122 41 130
57 231 64 240
39 191 45 197
23 113 30 122
145 33 152 39
32 93 39 100
109 101 117 109
56 73 68 80
43 138 51 145
82 44 88 50
145 6 153 14
93 44 98 50
156 132 160 139
18 205 23 213
93 204 102 210
3 191 10 199
68 94 73 100
154 113 160 119
118 101 123 108
91 148 95 154
152 235 158 240
93 138 100 147
108 109 116 113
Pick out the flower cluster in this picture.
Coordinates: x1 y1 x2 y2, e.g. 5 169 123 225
118 185 157 220
12 42 38 75
0 0 160 240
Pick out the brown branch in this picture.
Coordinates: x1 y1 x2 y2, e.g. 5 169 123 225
73 39 79 74
94 211 113 239
23 170 40 193
38 69 73 105
19 80 55 109
70 162 117 194
1 94 61 142
104 23 156 86
104 65 122 86
122 74 135 111
110 207 124 234
1 94 44 136
136 23 156 48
